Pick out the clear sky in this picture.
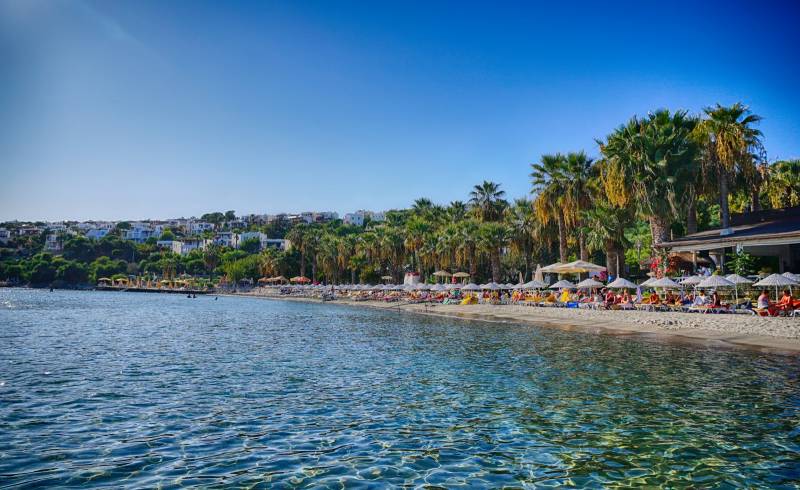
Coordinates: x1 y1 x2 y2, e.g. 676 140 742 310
2 0 799 222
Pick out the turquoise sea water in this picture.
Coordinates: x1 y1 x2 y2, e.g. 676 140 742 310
1 289 799 488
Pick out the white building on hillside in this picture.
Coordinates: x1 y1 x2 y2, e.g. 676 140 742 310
213 232 239 248
171 239 211 255
0 228 11 244
343 210 386 226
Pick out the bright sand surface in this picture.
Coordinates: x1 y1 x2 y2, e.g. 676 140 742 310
237 291 800 355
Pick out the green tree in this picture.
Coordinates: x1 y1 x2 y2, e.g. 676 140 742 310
469 181 507 222
765 160 800 208
694 103 763 229
239 237 261 254
478 222 510 282
598 110 698 247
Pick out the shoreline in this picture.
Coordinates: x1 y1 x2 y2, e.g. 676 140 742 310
232 292 800 356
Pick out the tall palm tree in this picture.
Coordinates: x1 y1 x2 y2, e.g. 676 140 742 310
411 198 434 217
531 153 570 262
404 217 432 279
562 151 595 260
286 224 307 278
456 219 481 279
478 222 510 282
202 243 222 280
303 226 322 281
599 110 698 246
506 198 537 281
694 103 763 230
469 181 507 221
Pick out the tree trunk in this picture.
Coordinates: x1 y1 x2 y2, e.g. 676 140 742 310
311 256 317 282
491 250 501 282
750 185 761 213
299 252 306 278
719 168 731 230
350 269 356 284
615 244 625 277
557 215 568 262
686 192 697 235
579 229 588 262
469 249 477 279
524 254 531 282
649 215 670 246
605 240 616 277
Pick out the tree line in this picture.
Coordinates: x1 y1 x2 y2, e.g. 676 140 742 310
1 103 798 287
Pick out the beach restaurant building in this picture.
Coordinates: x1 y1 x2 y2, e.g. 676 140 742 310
656 206 800 273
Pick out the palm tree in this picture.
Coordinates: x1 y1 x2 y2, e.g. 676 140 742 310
694 103 763 230
303 226 322 281
456 219 481 279
202 243 222 280
411 198 434 216
336 235 358 284
286 224 307 278
506 198 537 281
447 201 468 221
765 159 800 208
581 202 631 278
562 151 594 260
404 217 432 279
599 110 698 246
478 222 510 282
469 181 507 221
531 153 570 262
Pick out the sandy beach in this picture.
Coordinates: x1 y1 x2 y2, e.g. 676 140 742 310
237 290 800 355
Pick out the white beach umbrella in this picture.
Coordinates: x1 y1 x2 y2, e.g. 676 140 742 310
754 273 799 300
462 283 480 291
754 273 798 287
725 274 753 285
446 283 459 290
607 277 638 289
540 262 564 273
511 282 527 290
549 279 576 289
483 282 501 290
679 275 703 286
503 283 515 289
524 279 549 289
725 274 752 304
649 277 681 289
782 272 800 282
430 283 447 292
697 275 735 289
575 278 604 289
640 277 657 287
552 260 607 274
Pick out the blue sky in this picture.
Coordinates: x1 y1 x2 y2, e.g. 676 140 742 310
1 0 799 221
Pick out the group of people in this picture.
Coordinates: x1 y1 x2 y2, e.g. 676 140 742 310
757 289 797 316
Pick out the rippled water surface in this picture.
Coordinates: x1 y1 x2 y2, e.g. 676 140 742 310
1 289 799 488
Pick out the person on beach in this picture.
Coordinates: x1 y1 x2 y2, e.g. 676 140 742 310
710 291 723 308
693 291 708 307
681 293 694 306
776 289 794 313
757 290 771 310
603 289 615 309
